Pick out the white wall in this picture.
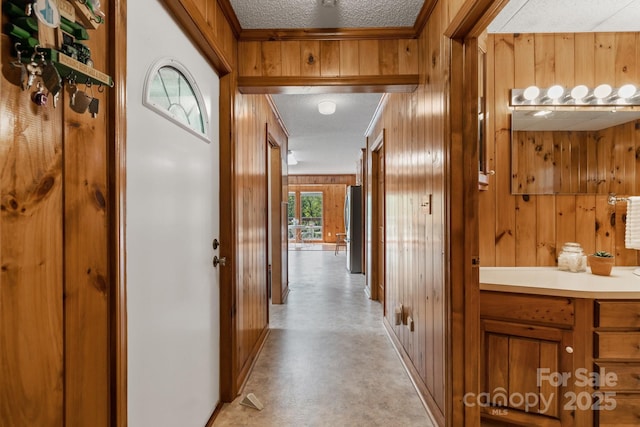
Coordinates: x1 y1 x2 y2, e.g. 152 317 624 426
127 1 221 425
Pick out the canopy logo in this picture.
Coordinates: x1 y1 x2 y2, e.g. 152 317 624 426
463 368 618 414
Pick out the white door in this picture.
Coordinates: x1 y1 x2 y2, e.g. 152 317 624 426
126 1 221 426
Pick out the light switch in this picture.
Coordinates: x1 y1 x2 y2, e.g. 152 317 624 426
420 194 432 214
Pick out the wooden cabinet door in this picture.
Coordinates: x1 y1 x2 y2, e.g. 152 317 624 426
481 319 574 426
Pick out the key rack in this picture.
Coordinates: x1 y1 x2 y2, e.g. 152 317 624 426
19 46 113 87
4 0 113 90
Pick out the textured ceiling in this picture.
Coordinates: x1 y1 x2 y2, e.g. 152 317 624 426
488 0 640 33
272 93 383 175
228 0 424 29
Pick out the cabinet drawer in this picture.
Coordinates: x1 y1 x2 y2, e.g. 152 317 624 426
595 363 640 391
596 301 640 328
480 292 574 327
596 394 640 426
595 332 640 359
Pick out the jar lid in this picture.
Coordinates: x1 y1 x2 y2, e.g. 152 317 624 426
563 242 581 247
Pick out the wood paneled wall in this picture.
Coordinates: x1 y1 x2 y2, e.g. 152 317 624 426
481 33 640 266
288 174 355 185
0 1 117 424
236 38 420 93
365 2 449 424
238 39 419 77
233 92 288 390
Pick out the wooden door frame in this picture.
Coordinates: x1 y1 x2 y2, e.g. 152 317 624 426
369 130 385 306
445 0 510 425
111 0 128 425
266 130 284 304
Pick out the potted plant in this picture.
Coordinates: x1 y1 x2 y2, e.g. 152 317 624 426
588 251 615 276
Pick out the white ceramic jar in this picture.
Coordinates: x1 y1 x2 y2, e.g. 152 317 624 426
558 242 587 272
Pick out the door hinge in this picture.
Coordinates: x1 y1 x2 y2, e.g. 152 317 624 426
472 256 480 266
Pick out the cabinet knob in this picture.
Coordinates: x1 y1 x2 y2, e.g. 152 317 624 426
565 346 574 354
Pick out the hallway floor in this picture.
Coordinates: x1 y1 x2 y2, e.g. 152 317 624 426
213 251 435 426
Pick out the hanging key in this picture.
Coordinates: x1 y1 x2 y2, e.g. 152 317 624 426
41 62 62 105
68 81 77 106
10 48 28 91
88 97 99 118
71 90 92 113
25 51 45 90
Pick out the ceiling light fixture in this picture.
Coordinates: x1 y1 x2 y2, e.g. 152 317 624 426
322 0 337 7
287 151 298 165
318 100 336 115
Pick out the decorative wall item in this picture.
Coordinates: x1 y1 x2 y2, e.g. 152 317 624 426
2 0 113 115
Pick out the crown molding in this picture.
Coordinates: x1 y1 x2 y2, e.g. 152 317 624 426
217 0 242 37
238 27 418 42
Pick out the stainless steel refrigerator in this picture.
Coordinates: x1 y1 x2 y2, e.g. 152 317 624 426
344 185 363 273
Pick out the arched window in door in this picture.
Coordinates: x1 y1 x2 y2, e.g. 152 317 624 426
143 57 210 142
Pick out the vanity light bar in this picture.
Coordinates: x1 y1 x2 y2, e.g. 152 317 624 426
511 84 640 106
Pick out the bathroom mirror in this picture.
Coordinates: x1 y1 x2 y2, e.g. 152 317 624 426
511 109 640 194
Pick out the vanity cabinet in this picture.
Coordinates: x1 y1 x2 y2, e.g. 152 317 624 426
480 291 591 427
594 301 640 427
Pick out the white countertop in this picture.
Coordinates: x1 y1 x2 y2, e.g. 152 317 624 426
480 266 640 299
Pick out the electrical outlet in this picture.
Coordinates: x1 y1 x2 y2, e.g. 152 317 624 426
406 316 414 332
395 304 403 325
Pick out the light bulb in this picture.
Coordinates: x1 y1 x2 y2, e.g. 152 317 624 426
546 85 564 99
618 84 636 99
593 84 612 99
570 85 589 100
523 85 540 101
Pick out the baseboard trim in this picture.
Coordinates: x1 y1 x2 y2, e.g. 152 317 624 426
205 401 224 427
236 326 270 395
282 285 290 303
382 317 445 427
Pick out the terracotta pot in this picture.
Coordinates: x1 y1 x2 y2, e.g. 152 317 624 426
588 255 615 276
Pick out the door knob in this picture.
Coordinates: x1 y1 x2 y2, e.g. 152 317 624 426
213 256 226 267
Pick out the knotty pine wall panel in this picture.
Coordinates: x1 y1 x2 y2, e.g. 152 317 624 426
0 36 64 426
365 2 448 422
0 0 115 422
481 32 640 266
234 92 287 386
238 39 418 78
288 174 355 185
